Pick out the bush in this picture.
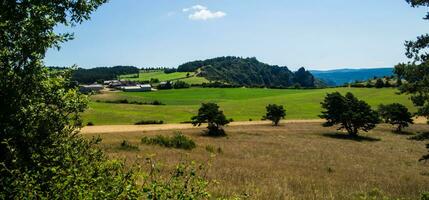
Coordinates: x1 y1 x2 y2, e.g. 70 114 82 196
135 120 164 125
421 192 429 200
141 132 196 150
173 80 190 89
86 122 94 126
152 100 164 105
119 140 139 151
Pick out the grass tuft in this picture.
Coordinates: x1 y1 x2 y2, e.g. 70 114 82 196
141 132 196 150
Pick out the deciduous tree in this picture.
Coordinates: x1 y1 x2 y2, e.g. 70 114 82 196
263 104 286 126
192 103 230 136
319 92 380 136
378 103 414 132
395 0 429 161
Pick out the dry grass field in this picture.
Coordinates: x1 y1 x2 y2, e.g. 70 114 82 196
84 123 429 200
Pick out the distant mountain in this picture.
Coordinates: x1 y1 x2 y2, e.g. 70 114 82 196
310 68 394 86
177 57 317 87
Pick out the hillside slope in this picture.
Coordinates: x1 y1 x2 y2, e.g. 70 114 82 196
177 57 316 87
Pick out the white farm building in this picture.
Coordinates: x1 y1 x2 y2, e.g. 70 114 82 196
121 84 152 92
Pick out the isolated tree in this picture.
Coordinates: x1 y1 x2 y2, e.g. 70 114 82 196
191 103 230 136
378 103 414 132
263 104 286 126
320 92 380 136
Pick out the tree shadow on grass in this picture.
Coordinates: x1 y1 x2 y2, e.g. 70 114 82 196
408 132 429 141
322 132 381 142
392 130 415 136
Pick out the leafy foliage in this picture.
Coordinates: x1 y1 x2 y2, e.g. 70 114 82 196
378 103 414 132
0 1 211 199
142 160 211 199
192 103 230 136
263 104 286 126
173 80 191 89
141 132 196 150
177 56 316 87
394 0 429 162
320 92 380 136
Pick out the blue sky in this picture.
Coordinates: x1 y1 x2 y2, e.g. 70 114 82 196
45 0 429 70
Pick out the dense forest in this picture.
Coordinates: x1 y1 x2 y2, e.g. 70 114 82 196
178 57 317 87
50 66 139 84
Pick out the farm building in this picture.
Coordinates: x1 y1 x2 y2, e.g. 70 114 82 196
79 84 103 93
121 84 152 92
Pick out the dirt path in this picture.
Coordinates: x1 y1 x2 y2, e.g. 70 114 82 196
81 119 325 134
81 117 428 134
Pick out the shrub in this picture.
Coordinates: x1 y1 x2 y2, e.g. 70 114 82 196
142 159 210 199
87 122 94 126
135 120 164 125
152 100 164 105
320 92 380 136
263 104 286 126
191 103 230 137
141 132 196 150
173 80 190 89
421 192 429 200
119 140 139 151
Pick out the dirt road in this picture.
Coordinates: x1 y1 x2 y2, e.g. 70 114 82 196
81 117 428 134
81 119 326 134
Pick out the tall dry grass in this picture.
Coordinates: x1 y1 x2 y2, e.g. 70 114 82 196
85 123 429 200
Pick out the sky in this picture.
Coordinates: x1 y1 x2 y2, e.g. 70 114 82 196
45 0 429 70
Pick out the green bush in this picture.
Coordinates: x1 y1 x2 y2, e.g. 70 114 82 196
421 192 429 200
141 132 196 150
119 140 139 151
0 1 211 199
135 120 164 125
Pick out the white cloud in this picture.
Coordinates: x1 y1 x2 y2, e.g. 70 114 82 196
182 5 226 21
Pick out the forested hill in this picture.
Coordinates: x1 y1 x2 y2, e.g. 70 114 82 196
177 57 316 87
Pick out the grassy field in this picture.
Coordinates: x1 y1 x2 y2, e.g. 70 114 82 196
179 76 210 84
83 87 415 125
85 123 429 199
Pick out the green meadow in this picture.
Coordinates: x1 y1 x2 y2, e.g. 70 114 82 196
83 87 414 125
